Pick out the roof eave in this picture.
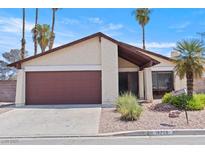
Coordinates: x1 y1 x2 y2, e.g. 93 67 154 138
8 32 167 68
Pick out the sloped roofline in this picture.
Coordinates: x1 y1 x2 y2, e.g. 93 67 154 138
8 32 172 68
118 42 173 62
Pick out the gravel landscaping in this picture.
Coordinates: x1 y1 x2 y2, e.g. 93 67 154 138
99 100 205 133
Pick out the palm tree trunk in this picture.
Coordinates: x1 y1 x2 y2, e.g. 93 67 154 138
49 9 55 50
34 8 38 55
142 26 145 50
20 8 26 60
186 71 194 96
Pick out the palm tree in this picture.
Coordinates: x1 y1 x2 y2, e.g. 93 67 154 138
134 8 151 50
174 39 205 96
33 8 38 55
49 8 59 50
20 8 26 59
32 24 51 53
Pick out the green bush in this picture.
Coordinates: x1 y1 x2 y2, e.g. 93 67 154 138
194 94 205 105
186 98 204 110
162 93 205 111
186 94 205 110
116 92 142 121
162 92 172 103
170 94 191 109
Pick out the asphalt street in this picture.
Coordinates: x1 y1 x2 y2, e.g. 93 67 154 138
1 135 205 145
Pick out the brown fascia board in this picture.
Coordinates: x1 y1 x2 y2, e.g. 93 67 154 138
8 32 163 68
118 44 160 67
119 42 174 62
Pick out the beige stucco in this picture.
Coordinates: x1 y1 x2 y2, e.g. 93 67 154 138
174 73 187 91
101 37 119 105
15 69 25 106
17 36 119 106
139 51 187 91
138 71 144 99
118 57 138 68
15 35 188 106
144 68 153 101
138 51 174 68
22 37 101 68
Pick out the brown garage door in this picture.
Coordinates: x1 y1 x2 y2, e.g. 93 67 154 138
26 71 101 105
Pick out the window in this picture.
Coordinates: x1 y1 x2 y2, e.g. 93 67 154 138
152 71 174 98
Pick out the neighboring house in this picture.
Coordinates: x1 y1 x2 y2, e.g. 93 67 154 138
8 32 186 106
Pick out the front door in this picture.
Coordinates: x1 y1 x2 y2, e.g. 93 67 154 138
119 72 138 96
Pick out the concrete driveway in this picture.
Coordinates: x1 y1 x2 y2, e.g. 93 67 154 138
0 105 101 137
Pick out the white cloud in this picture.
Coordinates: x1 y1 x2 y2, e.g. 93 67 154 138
0 16 34 33
88 17 103 24
55 30 76 38
60 18 80 25
169 22 190 29
102 23 123 31
130 42 176 49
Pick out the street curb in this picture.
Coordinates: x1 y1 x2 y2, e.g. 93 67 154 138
98 129 205 137
1 129 205 139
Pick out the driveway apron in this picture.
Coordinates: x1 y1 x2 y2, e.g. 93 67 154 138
0 106 101 137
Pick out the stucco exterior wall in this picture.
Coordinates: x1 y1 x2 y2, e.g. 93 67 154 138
139 51 186 91
15 69 25 106
144 68 153 101
138 71 144 99
17 36 119 106
193 77 205 93
101 37 119 105
138 51 174 68
174 74 187 91
118 57 138 68
22 37 101 68
15 35 189 105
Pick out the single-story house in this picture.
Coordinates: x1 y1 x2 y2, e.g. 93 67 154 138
8 32 187 106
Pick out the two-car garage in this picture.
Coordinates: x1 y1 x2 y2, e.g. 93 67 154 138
25 71 101 105
9 33 127 106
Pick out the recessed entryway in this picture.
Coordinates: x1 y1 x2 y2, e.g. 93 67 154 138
119 72 139 96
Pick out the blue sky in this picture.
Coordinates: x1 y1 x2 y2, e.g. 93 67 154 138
0 8 205 60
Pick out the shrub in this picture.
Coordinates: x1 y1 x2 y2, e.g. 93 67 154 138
186 98 204 110
162 93 205 111
116 92 142 121
162 92 172 103
186 94 205 110
194 94 205 105
170 94 191 109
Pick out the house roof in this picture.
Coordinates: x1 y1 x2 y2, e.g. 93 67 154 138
8 32 172 69
118 42 173 62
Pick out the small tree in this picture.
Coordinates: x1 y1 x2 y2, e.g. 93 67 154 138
174 39 205 124
174 39 205 96
0 49 27 80
0 60 9 80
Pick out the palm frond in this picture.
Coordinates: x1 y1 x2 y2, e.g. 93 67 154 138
174 39 205 79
